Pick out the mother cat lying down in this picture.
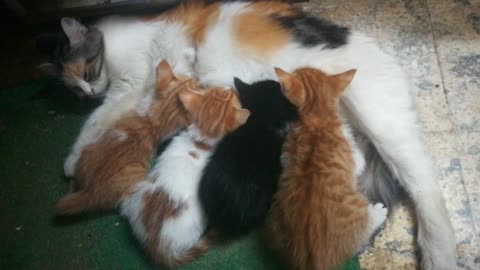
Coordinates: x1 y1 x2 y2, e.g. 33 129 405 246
39 0 456 269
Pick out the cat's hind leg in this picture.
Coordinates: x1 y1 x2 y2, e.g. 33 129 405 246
342 68 456 270
64 91 142 177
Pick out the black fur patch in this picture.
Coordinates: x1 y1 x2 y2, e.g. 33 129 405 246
274 10 350 48
199 79 298 238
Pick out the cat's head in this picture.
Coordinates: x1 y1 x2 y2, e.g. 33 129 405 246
178 87 250 138
150 60 198 127
233 78 298 126
153 60 198 98
37 18 108 98
274 67 356 113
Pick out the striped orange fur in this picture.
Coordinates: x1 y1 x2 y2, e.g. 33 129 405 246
55 61 196 215
265 67 370 270
136 86 248 268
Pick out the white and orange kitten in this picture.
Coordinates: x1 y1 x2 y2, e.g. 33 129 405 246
120 87 249 267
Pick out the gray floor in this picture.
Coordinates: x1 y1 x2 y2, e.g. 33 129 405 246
299 0 480 269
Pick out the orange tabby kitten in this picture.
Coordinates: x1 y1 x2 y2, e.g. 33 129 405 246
55 61 195 215
265 67 388 270
121 87 249 267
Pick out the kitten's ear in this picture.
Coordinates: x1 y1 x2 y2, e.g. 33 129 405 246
274 67 294 91
233 77 248 90
37 63 58 75
329 69 356 93
275 67 305 105
156 60 176 84
234 108 251 126
61 18 87 47
179 89 202 113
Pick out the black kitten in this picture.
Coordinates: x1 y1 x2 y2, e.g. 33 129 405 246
199 78 298 238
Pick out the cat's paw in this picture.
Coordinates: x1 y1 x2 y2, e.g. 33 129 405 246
368 203 388 232
64 153 79 177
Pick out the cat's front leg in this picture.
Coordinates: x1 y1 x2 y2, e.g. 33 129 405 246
63 102 113 176
64 89 142 177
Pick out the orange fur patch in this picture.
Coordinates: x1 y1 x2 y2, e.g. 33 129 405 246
63 61 85 79
188 151 199 159
266 67 369 270
55 62 196 215
193 141 212 151
181 87 248 138
232 2 292 58
158 0 220 45
185 3 221 45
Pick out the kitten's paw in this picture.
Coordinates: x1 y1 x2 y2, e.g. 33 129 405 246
368 203 388 231
64 153 79 177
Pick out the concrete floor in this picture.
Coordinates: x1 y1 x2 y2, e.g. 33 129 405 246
297 0 480 269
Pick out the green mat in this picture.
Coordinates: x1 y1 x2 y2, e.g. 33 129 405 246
0 79 361 270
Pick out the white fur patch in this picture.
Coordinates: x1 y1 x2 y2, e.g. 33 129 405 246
111 129 128 142
120 126 218 259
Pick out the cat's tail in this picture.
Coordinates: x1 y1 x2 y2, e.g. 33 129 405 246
55 192 93 215
151 236 211 268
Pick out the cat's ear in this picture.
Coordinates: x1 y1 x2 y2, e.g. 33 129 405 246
275 67 305 105
233 77 249 90
274 67 294 91
83 27 103 60
179 89 202 113
234 108 251 126
61 18 87 47
156 60 176 84
329 69 356 93
37 63 58 75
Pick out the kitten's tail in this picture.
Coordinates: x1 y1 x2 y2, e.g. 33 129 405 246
55 190 123 215
151 236 211 268
55 192 93 215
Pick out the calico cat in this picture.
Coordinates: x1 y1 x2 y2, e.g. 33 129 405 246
199 78 298 237
38 14 196 177
120 87 249 267
193 3 455 268
40 1 455 267
55 61 195 215
265 67 387 270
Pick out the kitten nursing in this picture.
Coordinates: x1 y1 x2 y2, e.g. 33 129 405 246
55 60 194 215
42 0 456 268
120 87 249 267
266 67 388 270
199 78 298 237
